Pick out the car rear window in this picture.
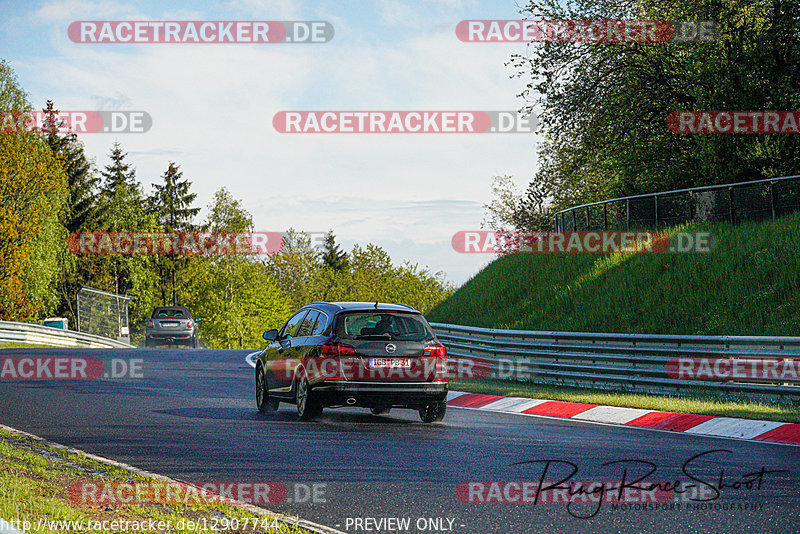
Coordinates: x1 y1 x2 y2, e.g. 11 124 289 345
335 312 433 342
154 309 186 318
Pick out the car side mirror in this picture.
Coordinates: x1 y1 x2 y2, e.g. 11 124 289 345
263 329 279 341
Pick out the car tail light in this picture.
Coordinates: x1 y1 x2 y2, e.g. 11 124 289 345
423 344 447 358
320 342 356 356
186 320 193 329
147 320 153 328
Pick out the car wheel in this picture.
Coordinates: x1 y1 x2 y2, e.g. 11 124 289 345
256 365 278 413
295 372 322 421
419 400 447 423
191 334 199 349
144 337 153 348
370 406 391 415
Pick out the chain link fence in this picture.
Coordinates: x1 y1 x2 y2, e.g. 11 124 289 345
76 287 132 344
553 175 800 231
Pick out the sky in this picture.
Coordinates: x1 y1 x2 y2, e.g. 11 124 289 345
0 0 542 286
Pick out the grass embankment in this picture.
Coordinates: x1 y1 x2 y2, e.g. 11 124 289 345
431 215 800 420
0 430 308 534
429 214 800 335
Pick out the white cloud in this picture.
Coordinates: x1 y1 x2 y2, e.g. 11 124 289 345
13 0 538 285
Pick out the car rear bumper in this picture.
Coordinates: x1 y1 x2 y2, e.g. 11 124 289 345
311 380 448 408
146 332 194 343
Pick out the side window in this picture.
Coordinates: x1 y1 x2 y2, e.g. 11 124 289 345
296 310 319 338
280 311 308 339
311 312 328 335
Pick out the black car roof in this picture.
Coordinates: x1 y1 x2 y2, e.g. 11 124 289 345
152 306 191 314
304 302 419 313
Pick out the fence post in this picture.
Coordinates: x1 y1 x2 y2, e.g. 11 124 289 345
654 194 659 228
770 181 776 220
626 198 630 230
688 191 693 223
603 203 608 230
572 209 576 231
729 186 735 224
586 206 590 230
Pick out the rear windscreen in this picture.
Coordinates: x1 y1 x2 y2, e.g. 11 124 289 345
154 309 186 318
335 312 433 342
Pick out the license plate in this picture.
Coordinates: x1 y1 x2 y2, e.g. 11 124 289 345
369 358 411 368
161 322 178 328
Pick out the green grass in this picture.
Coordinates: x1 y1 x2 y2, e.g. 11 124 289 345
0 430 309 534
429 214 800 335
451 379 800 423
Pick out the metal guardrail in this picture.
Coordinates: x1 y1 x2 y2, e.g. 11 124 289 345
431 323 800 401
553 174 800 231
0 321 133 349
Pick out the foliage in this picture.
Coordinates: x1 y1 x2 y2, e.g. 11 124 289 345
0 61 68 320
493 0 800 227
321 230 349 271
148 162 200 306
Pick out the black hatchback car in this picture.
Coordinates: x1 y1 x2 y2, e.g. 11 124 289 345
144 306 200 348
255 302 448 422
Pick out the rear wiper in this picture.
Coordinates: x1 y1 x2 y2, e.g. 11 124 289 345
355 333 393 339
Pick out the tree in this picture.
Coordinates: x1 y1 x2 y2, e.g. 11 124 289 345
90 143 158 335
148 162 200 305
265 229 322 310
321 230 349 271
42 100 98 233
182 188 291 348
0 60 68 320
42 100 101 325
510 0 800 219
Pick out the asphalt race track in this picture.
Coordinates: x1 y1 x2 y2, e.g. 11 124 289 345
0 348 798 533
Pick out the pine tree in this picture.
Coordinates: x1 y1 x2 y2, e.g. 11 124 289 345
42 101 100 326
42 100 98 233
148 162 200 305
100 141 140 204
94 143 156 302
149 163 200 231
322 230 349 271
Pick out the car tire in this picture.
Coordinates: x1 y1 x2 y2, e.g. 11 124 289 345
144 337 153 348
419 400 446 423
256 365 279 413
295 372 322 421
370 406 391 415
191 334 199 349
